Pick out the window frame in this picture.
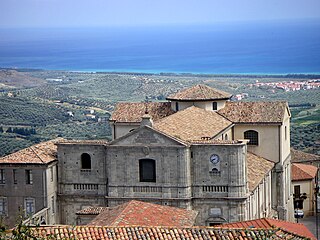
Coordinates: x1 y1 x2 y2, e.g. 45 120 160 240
25 198 35 216
139 159 156 182
244 130 259 146
0 169 5 184
25 170 33 185
0 197 7 216
13 169 17 184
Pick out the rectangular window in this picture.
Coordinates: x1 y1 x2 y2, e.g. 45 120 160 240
25 198 35 216
0 198 7 216
294 185 300 198
139 159 156 182
175 102 179 111
212 102 218 111
0 169 5 184
13 169 17 184
51 196 55 214
25 170 33 184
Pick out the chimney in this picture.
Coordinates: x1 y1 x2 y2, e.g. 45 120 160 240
141 114 153 127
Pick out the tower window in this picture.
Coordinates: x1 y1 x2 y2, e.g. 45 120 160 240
139 159 156 182
212 102 218 111
175 102 179 111
244 130 259 145
81 153 91 169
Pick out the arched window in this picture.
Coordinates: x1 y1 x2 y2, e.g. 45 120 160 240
139 159 156 182
81 153 91 169
224 134 228 140
244 130 259 145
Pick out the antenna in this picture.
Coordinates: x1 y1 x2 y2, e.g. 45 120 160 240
145 96 149 114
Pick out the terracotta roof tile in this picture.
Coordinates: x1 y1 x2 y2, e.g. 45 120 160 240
110 102 175 123
89 200 198 227
0 139 60 165
221 218 316 240
166 84 232 101
291 149 320 163
292 163 318 181
247 152 274 191
218 101 288 124
76 207 109 215
30 225 308 239
57 139 108 145
154 106 233 141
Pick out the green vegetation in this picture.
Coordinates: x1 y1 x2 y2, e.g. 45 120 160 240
0 70 319 156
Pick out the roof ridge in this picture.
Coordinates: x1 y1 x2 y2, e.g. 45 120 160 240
111 201 133 225
29 146 46 164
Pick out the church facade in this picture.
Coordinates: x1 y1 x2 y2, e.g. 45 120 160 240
57 84 293 225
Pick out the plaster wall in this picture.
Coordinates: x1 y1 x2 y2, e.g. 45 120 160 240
233 124 280 162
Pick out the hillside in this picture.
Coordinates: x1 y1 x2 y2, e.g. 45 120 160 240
0 69 319 156
0 69 46 89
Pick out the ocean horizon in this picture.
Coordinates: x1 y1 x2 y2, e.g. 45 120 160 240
0 20 320 74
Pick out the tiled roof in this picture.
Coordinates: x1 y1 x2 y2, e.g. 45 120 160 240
166 84 232 101
154 106 233 142
110 102 175 123
221 218 316 240
76 207 109 215
291 148 320 163
30 225 308 240
0 139 59 165
247 152 274 191
89 200 198 227
292 163 318 181
57 140 108 145
218 101 287 124
189 139 241 145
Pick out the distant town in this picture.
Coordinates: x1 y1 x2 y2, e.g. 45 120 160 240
249 79 320 92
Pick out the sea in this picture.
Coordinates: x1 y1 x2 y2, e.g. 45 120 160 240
0 20 319 74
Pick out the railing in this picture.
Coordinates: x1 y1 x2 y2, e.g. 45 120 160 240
202 185 229 192
133 186 162 193
73 184 98 190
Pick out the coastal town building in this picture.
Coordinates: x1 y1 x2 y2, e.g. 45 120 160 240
292 163 318 216
0 139 59 227
57 84 293 225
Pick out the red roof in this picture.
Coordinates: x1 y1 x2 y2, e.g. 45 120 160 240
30 225 308 240
89 200 198 227
221 218 316 239
292 163 318 181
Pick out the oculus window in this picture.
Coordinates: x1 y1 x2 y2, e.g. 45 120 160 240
139 159 156 182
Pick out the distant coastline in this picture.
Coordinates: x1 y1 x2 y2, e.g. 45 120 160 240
2 67 320 79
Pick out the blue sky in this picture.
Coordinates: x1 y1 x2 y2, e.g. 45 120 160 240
1 0 320 28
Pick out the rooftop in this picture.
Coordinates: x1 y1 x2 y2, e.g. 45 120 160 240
166 84 232 101
154 106 232 142
30 225 308 240
0 139 59 165
291 148 320 163
76 207 109 215
292 163 318 181
218 101 288 124
221 217 316 240
110 102 175 123
89 200 198 227
247 152 274 191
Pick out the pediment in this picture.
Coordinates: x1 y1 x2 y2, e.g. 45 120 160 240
109 126 186 146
